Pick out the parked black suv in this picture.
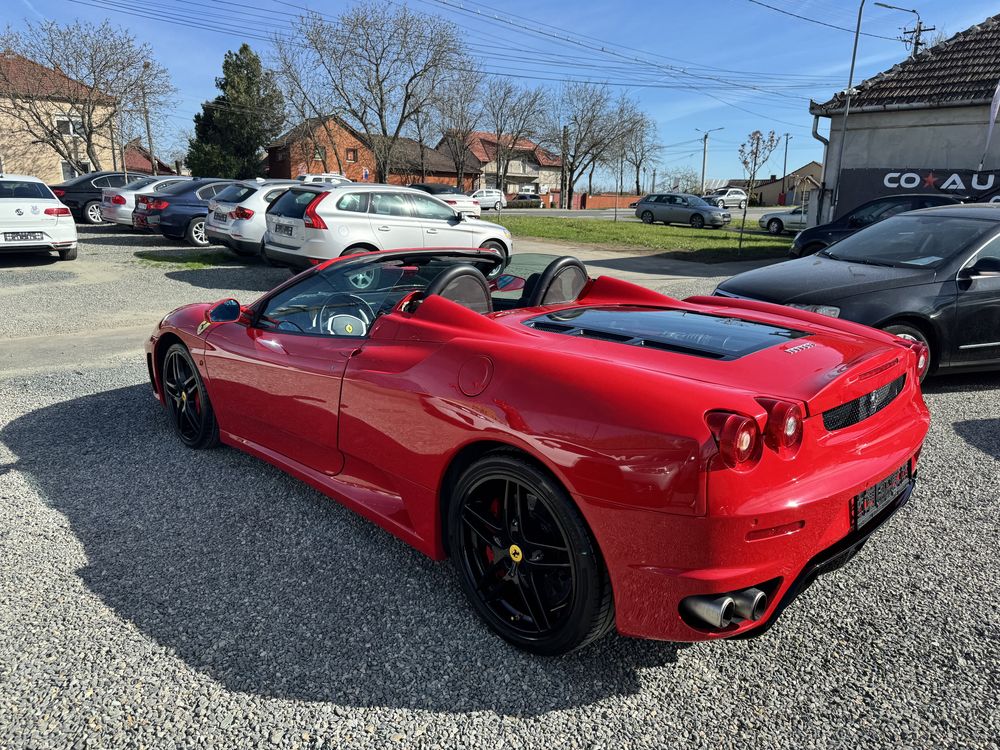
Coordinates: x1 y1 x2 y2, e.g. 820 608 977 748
789 193 962 257
49 171 129 224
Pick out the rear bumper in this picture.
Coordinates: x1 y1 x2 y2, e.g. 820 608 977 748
0 226 78 253
100 204 133 225
262 242 316 269
207 227 258 255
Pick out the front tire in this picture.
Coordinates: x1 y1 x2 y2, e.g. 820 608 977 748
160 343 219 448
58 246 78 261
883 323 933 382
767 218 784 235
186 217 208 247
479 239 509 267
83 201 105 225
716 199 726 209
690 213 705 229
447 452 614 655
739 200 747 210
641 211 654 224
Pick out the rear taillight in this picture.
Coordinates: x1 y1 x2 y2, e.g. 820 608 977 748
472 200 480 206
705 411 762 472
303 192 329 229
44 206 71 216
111 194 126 205
757 399 804 455
902 340 929 378
444 199 457 205
233 206 254 220
51 188 65 197
147 199 169 210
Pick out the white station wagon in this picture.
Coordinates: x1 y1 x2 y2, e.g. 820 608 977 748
0 174 78 260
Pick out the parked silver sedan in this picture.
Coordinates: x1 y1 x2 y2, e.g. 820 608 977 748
101 175 192 228
634 192 731 229
758 206 808 235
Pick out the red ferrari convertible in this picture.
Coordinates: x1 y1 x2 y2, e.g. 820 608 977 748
146 248 930 655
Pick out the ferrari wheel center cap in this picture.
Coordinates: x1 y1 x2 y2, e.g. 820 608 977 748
181 391 187 403
508 544 523 563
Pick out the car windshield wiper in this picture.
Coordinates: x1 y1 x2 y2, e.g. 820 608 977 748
844 257 896 268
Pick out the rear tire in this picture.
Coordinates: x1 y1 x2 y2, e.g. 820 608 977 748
796 242 826 257
83 201 104 225
494 201 502 211
883 323 933 382
447 452 615 655
186 217 208 247
58 246 78 261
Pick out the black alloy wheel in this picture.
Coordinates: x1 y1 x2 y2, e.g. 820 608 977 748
641 211 654 224
161 343 219 449
883 323 933 382
448 453 614 655
767 218 784 235
690 213 705 229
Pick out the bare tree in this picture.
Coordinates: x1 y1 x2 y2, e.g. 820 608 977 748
482 78 546 192
0 20 173 174
546 83 642 208
289 3 463 182
661 166 700 193
623 114 662 195
436 69 484 189
737 129 781 252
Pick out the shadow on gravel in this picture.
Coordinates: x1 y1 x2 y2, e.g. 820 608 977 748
952 418 1000 459
164 266 292 292
83 231 167 248
921 371 1000 395
0 251 59 268
1 385 681 715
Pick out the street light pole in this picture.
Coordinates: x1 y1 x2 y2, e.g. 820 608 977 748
781 133 790 199
696 127 724 195
830 0 866 216
874 2 932 58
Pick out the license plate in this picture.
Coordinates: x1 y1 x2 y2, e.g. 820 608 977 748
853 462 910 531
274 223 293 237
214 211 228 222
133 215 147 228
4 232 43 241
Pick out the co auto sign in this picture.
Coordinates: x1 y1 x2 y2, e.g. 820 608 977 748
837 167 1000 213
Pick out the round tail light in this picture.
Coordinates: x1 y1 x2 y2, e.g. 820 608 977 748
758 399 805 454
706 412 762 471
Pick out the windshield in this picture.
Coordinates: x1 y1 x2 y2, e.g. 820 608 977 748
820 214 997 269
123 176 158 191
214 184 257 203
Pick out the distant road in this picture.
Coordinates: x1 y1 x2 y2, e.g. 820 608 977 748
493 206 776 222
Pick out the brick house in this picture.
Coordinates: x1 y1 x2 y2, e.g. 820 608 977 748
457 131 562 195
0 53 116 183
267 116 480 189
122 139 176 176
750 161 822 206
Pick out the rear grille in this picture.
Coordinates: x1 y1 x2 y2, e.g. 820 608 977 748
823 375 906 431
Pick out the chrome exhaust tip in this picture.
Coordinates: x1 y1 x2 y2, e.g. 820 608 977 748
682 595 736 629
732 588 768 621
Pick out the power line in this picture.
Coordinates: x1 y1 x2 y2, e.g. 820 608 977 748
745 0 901 41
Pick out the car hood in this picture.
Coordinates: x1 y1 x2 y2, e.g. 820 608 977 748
716 255 934 304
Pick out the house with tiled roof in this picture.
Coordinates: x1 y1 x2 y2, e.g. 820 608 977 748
455 131 562 195
809 13 1000 220
0 53 117 183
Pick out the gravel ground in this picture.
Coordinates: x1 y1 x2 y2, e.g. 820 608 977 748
0 227 998 749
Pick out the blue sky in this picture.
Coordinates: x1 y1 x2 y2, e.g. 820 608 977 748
5 0 998 184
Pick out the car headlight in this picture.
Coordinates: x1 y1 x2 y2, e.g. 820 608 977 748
788 303 840 318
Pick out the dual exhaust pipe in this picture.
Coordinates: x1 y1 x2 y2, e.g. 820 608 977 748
682 588 768 629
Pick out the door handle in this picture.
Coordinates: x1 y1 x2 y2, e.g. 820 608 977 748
377 225 390 232
426 228 438 234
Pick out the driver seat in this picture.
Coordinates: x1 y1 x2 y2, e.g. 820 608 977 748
524 256 588 307
422 264 493 314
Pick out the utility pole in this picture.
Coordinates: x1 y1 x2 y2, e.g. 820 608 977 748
875 3 933 58
831 0 866 216
651 167 656 194
696 127 724 195
559 124 569 209
141 60 158 176
781 133 791 198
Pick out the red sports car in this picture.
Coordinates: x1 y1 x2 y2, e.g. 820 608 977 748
146 247 930 655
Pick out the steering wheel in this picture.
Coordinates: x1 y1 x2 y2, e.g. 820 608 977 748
318 294 376 336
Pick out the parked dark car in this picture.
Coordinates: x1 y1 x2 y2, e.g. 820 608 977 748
511 193 542 207
49 171 130 225
715 204 1000 379
790 193 961 257
133 178 235 246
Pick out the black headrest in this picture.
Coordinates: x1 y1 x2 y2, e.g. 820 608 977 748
423 264 493 314
525 256 588 307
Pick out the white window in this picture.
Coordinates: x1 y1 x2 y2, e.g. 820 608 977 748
55 117 84 137
61 160 92 180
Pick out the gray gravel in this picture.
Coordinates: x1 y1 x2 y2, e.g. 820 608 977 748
0 227 998 749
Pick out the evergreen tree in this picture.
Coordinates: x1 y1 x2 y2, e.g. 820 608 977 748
187 44 284 178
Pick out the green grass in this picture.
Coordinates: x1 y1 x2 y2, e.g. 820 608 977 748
134 248 241 270
486 216 790 263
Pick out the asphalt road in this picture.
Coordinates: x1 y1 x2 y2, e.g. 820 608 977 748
0 226 997 749
492 206 775 222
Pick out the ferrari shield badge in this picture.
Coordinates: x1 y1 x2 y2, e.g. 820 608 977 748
197 321 211 335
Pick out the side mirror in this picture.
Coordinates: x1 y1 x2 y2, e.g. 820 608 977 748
455 211 467 222
972 256 1000 275
206 298 241 323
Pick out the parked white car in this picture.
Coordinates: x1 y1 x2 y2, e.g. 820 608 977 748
0 174 78 260
758 206 809 235
263 184 512 269
101 175 193 228
704 187 748 210
296 173 352 185
205 178 301 256
408 183 481 217
470 187 507 211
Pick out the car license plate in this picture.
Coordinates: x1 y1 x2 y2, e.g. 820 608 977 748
4 232 43 241
133 215 147 228
214 211 228 222
853 462 910 531
274 223 293 237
